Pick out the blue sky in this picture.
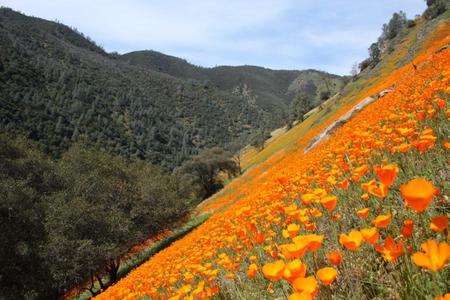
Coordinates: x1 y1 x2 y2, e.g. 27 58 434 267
1 0 426 75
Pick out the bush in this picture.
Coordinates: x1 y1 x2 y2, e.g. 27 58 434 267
175 147 240 199
0 135 191 299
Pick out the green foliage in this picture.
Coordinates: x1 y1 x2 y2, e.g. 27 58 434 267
380 11 407 41
424 0 448 19
0 134 189 299
175 147 240 199
289 93 313 124
0 133 60 299
250 129 271 150
369 42 381 67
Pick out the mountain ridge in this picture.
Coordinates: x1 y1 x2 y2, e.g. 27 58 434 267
0 7 346 170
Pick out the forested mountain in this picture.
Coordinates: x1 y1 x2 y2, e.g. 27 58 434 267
0 7 346 169
122 51 347 121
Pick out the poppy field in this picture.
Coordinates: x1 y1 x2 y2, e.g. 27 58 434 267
94 31 450 300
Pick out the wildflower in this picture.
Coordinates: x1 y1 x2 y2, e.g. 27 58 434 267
280 242 307 260
247 264 258 278
288 291 312 300
371 214 391 228
283 259 306 282
316 267 337 285
287 223 301 237
361 193 369 201
253 232 265 244
400 178 437 212
435 293 450 300
375 237 404 262
412 240 450 271
356 208 370 219
301 193 317 206
368 183 389 199
400 220 414 238
325 251 342 265
361 227 380 244
332 213 342 221
321 195 337 211
262 260 285 280
295 234 324 252
292 276 318 296
339 230 363 251
373 164 399 187
430 215 448 232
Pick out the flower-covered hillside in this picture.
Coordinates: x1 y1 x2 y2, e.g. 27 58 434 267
95 30 450 300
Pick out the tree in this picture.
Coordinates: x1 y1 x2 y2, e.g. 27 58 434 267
250 129 270 151
424 0 447 19
350 62 359 77
44 143 142 294
0 134 61 299
369 43 381 67
130 162 187 233
289 93 312 123
175 147 239 199
380 11 408 42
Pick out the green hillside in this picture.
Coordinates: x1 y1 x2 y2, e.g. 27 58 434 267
0 8 345 170
122 50 347 122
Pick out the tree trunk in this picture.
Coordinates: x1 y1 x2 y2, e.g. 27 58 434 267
108 259 120 284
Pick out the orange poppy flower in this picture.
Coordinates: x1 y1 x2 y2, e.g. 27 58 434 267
325 251 342 266
400 220 414 238
337 179 349 189
301 193 317 206
262 260 285 280
361 179 377 192
293 234 324 252
368 183 389 199
339 230 363 251
310 208 322 218
321 195 337 211
361 227 380 244
280 242 307 260
412 240 450 271
292 275 318 296
400 178 437 212
332 213 343 221
430 215 448 232
361 193 369 201
372 214 391 228
356 208 370 219
288 291 312 300
287 223 301 237
375 237 404 262
254 232 266 244
435 293 450 300
282 259 306 282
316 267 337 286
373 164 399 187
247 264 258 278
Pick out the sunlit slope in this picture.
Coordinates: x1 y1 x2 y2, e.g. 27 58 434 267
95 15 449 300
